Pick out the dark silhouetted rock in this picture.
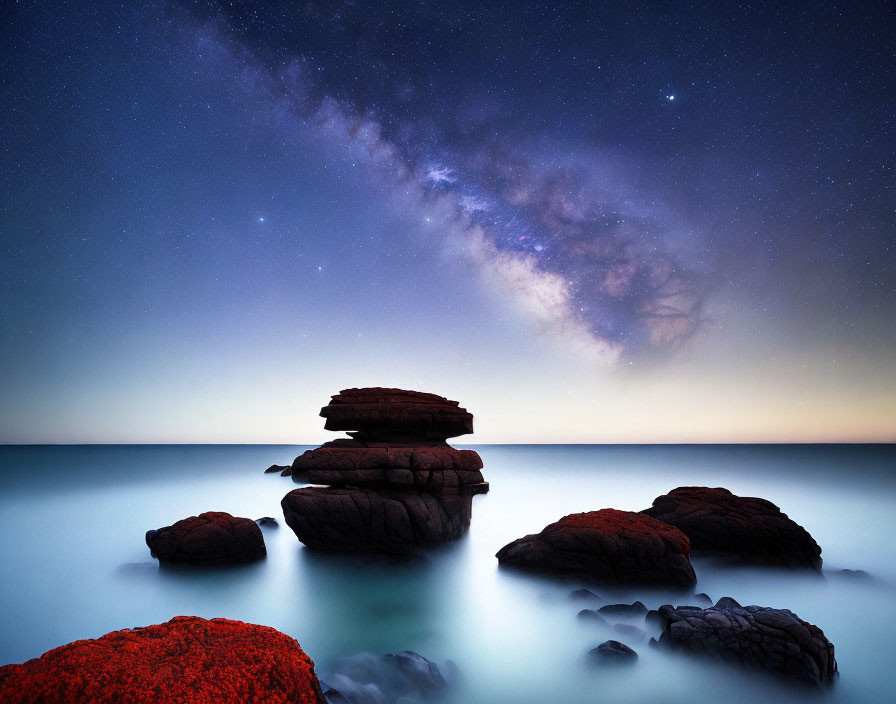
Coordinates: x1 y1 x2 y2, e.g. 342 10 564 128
694 592 713 605
282 388 486 553
495 509 696 587
282 487 474 553
321 650 452 704
321 388 474 441
0 616 325 704
655 602 837 687
642 486 822 569
598 601 648 616
145 511 265 565
265 463 290 474
589 640 637 665
256 516 278 527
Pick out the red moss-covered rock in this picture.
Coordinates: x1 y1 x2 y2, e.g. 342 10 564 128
320 388 474 441
0 616 326 704
282 486 475 553
641 487 822 569
145 511 266 565
496 509 696 587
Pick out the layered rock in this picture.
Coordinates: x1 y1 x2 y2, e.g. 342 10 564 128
145 511 266 565
641 487 822 569
496 509 697 587
282 388 486 553
654 599 837 687
0 616 325 703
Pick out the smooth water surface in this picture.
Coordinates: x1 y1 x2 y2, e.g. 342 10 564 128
1 444 894 703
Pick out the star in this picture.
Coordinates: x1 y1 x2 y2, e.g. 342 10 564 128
257 216 265 223
666 95 675 101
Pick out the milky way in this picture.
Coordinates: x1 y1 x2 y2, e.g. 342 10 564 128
177 2 712 361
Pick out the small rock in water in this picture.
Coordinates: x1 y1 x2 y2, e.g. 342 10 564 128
256 517 278 527
265 464 289 474
694 592 712 605
281 468 293 477
322 650 453 704
577 609 609 626
589 640 638 665
598 601 647 616
833 568 870 579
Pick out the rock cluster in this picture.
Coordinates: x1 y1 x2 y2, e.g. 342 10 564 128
641 487 822 569
282 388 487 553
0 616 325 703
145 511 266 565
495 509 697 587
653 598 838 687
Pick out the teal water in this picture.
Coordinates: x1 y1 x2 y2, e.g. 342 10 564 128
0 444 894 703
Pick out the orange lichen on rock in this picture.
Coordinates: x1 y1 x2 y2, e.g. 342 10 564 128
0 616 325 704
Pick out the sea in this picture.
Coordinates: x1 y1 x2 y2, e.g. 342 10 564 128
0 444 893 703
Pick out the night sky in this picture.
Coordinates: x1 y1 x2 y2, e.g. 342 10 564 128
2 1 894 442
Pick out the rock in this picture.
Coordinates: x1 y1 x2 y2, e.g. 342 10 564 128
282 388 486 553
281 468 293 477
694 592 713 605
578 609 609 626
0 616 325 703
256 516 278 527
265 463 290 474
654 602 837 687
282 487 474 553
642 486 822 569
321 650 451 704
598 601 648 616
832 568 870 579
145 511 265 565
495 509 696 587
320 388 474 441
588 640 637 665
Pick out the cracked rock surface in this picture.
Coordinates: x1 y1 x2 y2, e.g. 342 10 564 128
282 388 485 553
145 511 266 565
655 599 837 687
642 486 822 569
495 509 696 587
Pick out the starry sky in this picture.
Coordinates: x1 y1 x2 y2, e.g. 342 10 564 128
1 0 894 443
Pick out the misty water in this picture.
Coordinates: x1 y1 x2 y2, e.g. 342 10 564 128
0 444 894 703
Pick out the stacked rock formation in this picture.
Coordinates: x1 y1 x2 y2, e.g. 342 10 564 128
495 509 697 587
653 598 837 687
145 511 266 566
641 487 823 569
282 388 487 553
0 616 326 703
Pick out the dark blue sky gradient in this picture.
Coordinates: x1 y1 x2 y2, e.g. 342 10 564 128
1 1 894 442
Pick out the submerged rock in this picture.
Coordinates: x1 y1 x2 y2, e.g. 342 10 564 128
642 486 822 569
0 616 325 703
598 601 648 616
495 509 696 587
256 516 278 527
145 511 265 565
654 600 837 687
321 650 453 704
282 388 486 553
589 640 637 665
